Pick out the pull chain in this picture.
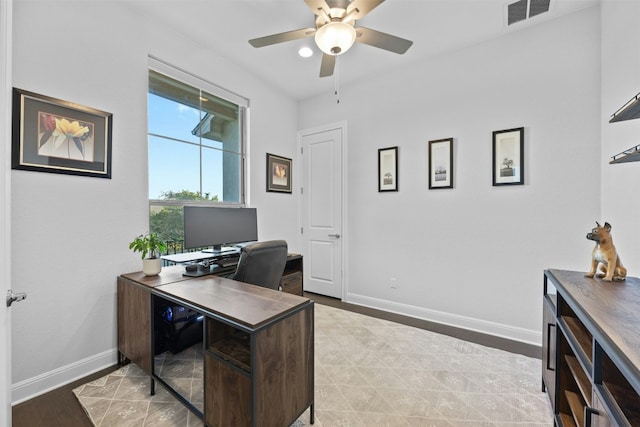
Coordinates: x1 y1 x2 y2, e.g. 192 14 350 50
334 56 340 104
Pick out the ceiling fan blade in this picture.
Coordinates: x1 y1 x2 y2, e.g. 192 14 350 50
249 28 315 48
319 53 336 77
305 0 331 16
355 27 413 54
346 0 384 20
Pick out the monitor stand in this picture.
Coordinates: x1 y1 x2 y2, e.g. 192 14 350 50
234 241 256 248
201 246 239 255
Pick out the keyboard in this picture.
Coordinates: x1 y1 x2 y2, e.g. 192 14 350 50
218 257 239 268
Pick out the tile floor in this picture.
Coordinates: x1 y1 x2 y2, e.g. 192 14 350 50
74 304 553 426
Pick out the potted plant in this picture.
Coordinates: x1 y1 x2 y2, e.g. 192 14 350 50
129 232 167 276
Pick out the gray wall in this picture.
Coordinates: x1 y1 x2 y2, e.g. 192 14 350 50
298 6 602 344
10 0 640 405
600 1 640 271
10 1 300 402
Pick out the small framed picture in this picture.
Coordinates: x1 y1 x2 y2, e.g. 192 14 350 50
12 88 112 178
492 127 524 186
378 146 398 192
428 138 453 189
266 153 292 193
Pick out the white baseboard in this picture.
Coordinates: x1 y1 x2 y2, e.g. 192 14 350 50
11 348 118 405
346 292 542 347
11 299 541 404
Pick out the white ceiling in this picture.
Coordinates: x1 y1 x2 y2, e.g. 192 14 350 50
130 0 599 100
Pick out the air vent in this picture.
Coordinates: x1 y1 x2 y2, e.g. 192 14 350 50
506 0 551 26
508 0 527 25
529 0 551 18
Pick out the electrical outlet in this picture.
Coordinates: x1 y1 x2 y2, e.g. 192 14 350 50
390 278 397 289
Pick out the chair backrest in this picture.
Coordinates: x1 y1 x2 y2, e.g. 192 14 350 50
231 240 288 290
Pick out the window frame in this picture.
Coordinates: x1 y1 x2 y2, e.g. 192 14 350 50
147 56 249 209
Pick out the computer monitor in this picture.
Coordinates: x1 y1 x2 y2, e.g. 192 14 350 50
183 206 258 252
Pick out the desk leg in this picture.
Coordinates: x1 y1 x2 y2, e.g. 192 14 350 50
310 403 314 424
150 295 156 396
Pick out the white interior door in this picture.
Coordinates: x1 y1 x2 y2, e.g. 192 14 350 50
1 0 12 423
300 124 345 299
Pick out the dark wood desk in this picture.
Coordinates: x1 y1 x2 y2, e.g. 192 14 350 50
117 266 314 426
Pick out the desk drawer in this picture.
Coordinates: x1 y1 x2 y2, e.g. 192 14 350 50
281 271 302 296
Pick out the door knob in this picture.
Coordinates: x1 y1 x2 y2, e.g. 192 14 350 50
328 233 341 238
6 289 27 307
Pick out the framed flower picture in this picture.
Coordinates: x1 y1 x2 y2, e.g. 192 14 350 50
266 153 292 193
12 88 113 178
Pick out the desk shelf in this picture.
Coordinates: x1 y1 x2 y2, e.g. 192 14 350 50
207 323 251 373
560 315 593 369
565 355 592 407
601 351 640 425
565 390 584 426
558 412 577 427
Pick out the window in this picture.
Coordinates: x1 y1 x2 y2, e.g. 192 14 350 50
147 58 248 250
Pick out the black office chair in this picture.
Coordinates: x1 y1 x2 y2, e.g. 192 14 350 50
229 240 288 290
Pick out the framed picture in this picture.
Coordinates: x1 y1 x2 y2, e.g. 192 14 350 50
492 127 524 186
12 88 112 178
378 146 398 192
266 153 292 193
428 138 453 189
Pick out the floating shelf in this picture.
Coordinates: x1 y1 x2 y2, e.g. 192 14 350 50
610 144 640 164
610 91 640 123
609 90 640 163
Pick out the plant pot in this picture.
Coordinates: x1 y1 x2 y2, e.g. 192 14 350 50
143 258 162 276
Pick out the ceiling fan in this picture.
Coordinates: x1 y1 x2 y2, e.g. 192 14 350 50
248 0 413 78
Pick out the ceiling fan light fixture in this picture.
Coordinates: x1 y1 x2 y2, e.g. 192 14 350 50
314 21 356 56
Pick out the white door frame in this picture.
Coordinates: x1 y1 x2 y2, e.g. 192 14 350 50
297 121 348 301
1 0 13 423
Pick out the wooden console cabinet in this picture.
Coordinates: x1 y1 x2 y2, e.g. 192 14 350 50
543 269 640 426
